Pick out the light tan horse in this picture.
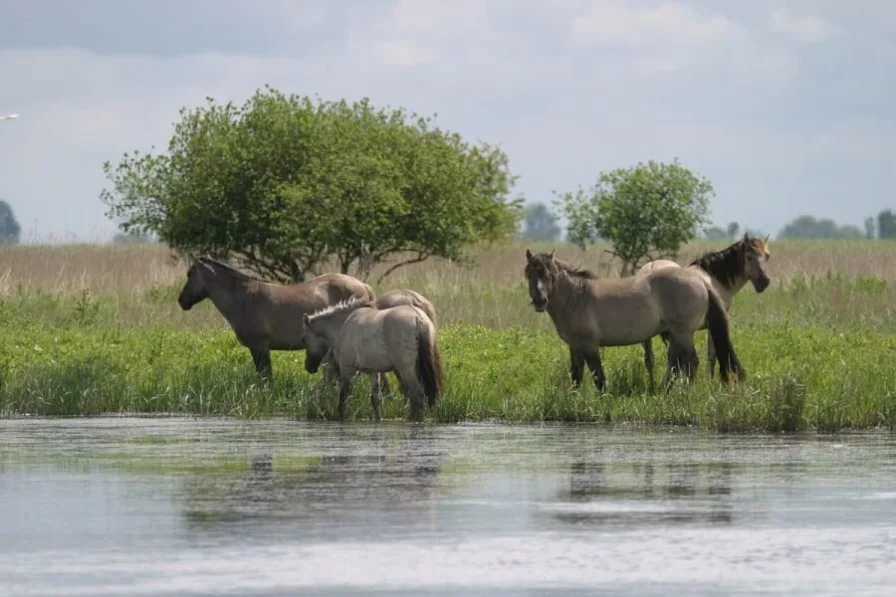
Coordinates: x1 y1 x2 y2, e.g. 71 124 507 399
524 249 746 390
177 257 374 378
370 289 438 396
301 296 444 422
636 234 771 382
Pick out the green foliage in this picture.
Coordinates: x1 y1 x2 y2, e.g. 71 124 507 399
554 159 713 275
520 202 561 242
0 199 21 245
2 274 896 431
778 215 864 240
100 86 521 282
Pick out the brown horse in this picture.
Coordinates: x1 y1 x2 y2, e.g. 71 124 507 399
636 234 771 382
524 249 745 391
301 296 444 422
177 257 375 378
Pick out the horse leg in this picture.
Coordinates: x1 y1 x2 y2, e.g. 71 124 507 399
664 335 699 389
642 338 656 388
250 347 273 380
369 373 383 422
379 373 393 397
322 350 340 385
337 369 355 421
396 363 425 422
583 349 606 392
706 334 717 379
569 347 585 388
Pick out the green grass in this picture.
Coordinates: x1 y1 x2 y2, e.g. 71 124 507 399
2 270 896 432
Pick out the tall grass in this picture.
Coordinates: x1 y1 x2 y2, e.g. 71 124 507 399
2 240 896 432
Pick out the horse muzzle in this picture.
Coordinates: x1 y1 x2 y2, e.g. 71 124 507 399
531 299 548 312
753 277 771 293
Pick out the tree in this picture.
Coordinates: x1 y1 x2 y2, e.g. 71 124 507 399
704 225 729 240
100 86 521 283
726 221 740 237
520 202 561 242
878 210 896 239
778 215 864 240
554 159 713 275
864 217 876 239
0 199 21 245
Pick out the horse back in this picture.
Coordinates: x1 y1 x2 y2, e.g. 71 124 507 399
375 289 437 325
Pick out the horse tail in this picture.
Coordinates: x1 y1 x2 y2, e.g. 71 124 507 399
704 287 745 383
415 315 444 407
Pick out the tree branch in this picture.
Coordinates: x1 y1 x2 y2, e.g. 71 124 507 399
375 252 431 284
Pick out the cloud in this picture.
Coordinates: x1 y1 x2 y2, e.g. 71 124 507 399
570 1 745 47
769 7 839 44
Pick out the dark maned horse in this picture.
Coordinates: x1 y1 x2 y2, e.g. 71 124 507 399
524 249 745 391
177 257 375 378
636 234 771 382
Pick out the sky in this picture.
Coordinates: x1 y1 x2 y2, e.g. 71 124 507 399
0 0 894 243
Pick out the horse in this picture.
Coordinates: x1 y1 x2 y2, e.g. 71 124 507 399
369 289 437 396
636 233 771 382
177 257 375 379
375 289 437 326
524 249 745 391
301 296 444 422
316 288 438 394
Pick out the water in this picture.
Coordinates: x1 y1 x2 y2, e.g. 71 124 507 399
1 418 895 596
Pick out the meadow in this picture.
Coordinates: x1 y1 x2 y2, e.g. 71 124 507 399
1 240 895 432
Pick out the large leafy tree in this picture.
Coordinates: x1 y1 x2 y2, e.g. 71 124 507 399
100 86 521 282
555 159 713 275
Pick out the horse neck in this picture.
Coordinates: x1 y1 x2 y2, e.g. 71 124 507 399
546 272 581 318
204 270 259 325
317 309 358 346
697 253 747 300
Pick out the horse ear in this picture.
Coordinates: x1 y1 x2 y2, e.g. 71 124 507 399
525 249 533 261
742 232 750 242
549 249 555 259
763 234 770 244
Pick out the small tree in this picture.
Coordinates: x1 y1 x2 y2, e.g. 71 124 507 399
520 202 561 242
726 221 740 237
0 199 21 245
864 217 876 239
555 159 713 275
100 87 521 283
878 210 896 239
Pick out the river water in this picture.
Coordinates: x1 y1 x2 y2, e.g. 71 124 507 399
1 418 895 596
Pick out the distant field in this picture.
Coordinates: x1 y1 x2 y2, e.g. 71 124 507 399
1 240 895 431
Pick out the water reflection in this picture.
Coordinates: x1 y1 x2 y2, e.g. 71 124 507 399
178 425 447 540
550 455 734 527
2 420 896 597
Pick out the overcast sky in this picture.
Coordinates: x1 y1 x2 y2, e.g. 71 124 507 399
1 0 894 242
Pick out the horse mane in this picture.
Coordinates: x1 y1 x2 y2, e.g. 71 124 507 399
307 295 373 323
689 239 747 290
553 257 598 281
198 257 270 284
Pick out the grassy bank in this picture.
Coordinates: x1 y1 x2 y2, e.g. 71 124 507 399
2 242 896 432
